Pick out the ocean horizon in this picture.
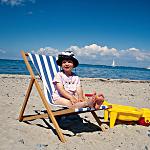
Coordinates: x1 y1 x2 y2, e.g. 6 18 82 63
0 58 150 80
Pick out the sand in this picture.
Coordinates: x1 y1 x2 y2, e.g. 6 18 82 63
0 74 150 150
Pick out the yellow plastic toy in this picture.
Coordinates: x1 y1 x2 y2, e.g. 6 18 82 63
140 108 150 123
103 101 143 128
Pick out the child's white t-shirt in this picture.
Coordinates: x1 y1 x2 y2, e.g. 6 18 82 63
52 71 81 100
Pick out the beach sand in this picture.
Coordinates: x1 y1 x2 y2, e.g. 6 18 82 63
0 74 150 150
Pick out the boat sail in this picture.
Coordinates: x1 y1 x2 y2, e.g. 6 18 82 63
147 67 150 69
111 59 116 67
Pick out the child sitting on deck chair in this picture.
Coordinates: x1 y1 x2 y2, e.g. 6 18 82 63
52 51 105 109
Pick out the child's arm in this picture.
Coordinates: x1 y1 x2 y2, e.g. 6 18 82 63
55 82 78 104
76 86 86 102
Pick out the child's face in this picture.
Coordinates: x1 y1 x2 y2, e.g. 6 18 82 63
62 59 74 72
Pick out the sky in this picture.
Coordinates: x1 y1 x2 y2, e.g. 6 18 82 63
0 0 150 68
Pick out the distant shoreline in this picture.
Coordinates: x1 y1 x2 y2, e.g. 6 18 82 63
0 58 149 70
1 74 150 83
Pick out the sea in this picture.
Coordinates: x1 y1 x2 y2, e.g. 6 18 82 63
0 59 150 80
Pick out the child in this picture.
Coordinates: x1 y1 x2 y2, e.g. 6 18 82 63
52 51 105 109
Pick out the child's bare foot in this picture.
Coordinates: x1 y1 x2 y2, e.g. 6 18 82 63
94 93 104 110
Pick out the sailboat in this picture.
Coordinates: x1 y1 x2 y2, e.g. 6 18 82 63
111 59 116 67
147 67 150 69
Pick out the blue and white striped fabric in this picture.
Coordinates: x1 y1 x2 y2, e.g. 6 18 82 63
28 53 59 105
28 53 108 112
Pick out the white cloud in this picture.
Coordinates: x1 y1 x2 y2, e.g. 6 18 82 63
128 47 139 52
31 47 59 56
65 44 119 58
120 47 150 61
0 0 35 6
0 49 6 54
27 11 33 15
31 44 150 67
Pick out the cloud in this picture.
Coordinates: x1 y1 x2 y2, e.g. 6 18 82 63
0 0 35 6
27 11 33 15
120 47 150 61
31 47 59 56
64 44 121 65
31 44 150 67
128 48 139 52
0 49 6 54
65 44 119 58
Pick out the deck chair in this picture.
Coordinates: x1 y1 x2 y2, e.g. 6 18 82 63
19 50 109 142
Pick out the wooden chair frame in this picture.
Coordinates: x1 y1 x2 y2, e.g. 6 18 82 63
18 50 105 142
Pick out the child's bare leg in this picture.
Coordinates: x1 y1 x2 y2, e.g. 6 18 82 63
54 97 73 107
54 97 92 109
73 101 88 108
54 92 97 109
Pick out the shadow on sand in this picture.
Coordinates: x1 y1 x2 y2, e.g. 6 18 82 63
23 111 106 138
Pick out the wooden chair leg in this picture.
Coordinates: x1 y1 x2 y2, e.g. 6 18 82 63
18 78 35 121
34 80 66 143
91 111 106 131
49 113 67 143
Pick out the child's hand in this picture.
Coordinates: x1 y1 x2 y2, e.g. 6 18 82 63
70 97 78 104
78 96 85 102
78 99 84 102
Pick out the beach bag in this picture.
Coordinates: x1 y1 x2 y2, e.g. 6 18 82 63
138 117 150 126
